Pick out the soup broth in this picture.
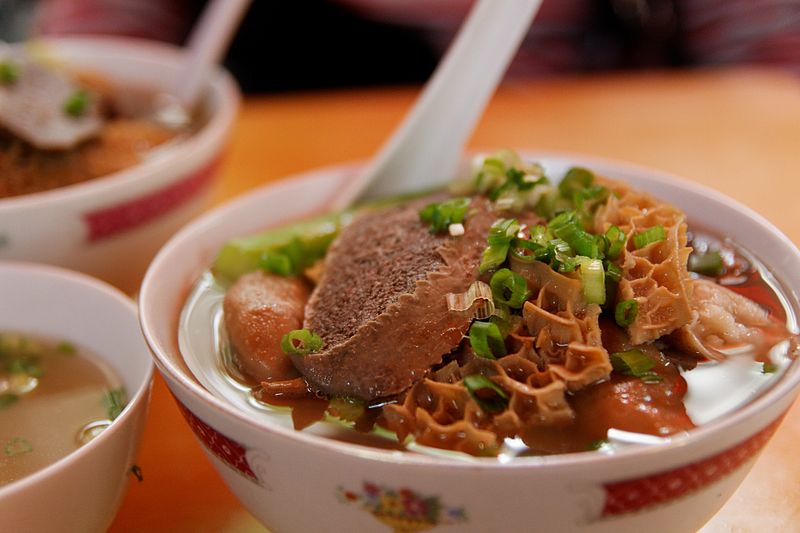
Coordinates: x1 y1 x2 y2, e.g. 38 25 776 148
0 332 124 486
181 151 799 458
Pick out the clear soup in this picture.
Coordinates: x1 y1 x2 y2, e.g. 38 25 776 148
0 332 125 486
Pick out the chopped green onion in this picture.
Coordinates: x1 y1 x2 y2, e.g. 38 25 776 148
549 211 599 258
280 329 324 356
605 262 623 283
578 258 606 305
0 61 19 85
511 239 552 264
559 167 595 199
64 89 90 117
419 197 471 233
610 349 661 382
258 251 293 276
588 439 611 451
762 362 778 374
4 437 33 457
615 299 638 327
479 218 520 273
528 225 551 246
688 250 724 277
550 239 578 272
489 268 530 309
104 388 127 421
575 184 610 207
487 218 520 246
56 341 76 355
489 305 514 337
633 225 666 249
463 374 509 413
327 397 366 423
0 393 19 411
605 225 626 260
7 356 42 378
469 321 507 359
473 150 548 201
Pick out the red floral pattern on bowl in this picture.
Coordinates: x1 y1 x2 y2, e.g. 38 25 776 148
175 400 257 483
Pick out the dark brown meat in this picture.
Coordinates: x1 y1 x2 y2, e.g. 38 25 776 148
223 271 309 382
292 196 498 401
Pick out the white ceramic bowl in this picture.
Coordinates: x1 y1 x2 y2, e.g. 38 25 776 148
139 154 800 532
0 262 153 532
0 36 240 294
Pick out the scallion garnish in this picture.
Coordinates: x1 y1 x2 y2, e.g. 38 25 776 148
588 439 611 451
614 299 638 327
327 397 366 423
4 437 33 457
56 341 76 355
104 388 127 421
419 197 471 233
0 393 19 411
604 225 626 260
605 262 623 283
610 349 662 382
473 150 548 205
688 250 724 277
479 218 520 273
549 211 599 258
7 356 42 378
64 89 90 117
489 268 530 309
550 239 578 272
511 239 551 263
280 329 324 356
558 167 595 199
463 374 509 413
633 225 666 249
578 258 606 305
259 251 293 276
0 61 19 85
762 362 777 374
468 321 507 359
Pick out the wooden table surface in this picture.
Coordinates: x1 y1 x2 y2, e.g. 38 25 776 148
109 68 800 532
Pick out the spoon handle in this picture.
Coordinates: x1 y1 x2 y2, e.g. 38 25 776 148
175 0 251 108
332 0 542 209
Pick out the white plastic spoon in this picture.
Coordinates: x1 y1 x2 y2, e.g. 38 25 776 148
173 0 251 109
331 0 543 209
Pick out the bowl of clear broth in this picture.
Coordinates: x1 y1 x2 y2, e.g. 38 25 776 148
0 36 239 294
0 261 153 532
139 150 800 532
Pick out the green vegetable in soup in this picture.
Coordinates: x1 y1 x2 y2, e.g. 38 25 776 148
212 191 436 283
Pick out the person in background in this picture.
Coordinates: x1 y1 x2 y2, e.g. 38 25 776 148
28 0 800 93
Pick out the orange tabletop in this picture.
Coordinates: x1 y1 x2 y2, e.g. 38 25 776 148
109 68 800 532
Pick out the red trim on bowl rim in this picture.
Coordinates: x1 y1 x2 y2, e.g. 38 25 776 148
602 416 784 516
174 398 258 484
83 157 220 242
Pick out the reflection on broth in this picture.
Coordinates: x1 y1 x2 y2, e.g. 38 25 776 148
0 332 125 486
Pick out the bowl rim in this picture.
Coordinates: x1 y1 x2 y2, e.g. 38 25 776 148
140 151 800 469
0 35 240 210
0 261 154 494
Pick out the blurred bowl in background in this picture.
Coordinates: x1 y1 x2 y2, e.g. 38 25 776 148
0 36 240 294
0 262 153 533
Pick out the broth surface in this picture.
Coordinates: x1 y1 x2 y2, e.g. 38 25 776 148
0 332 124 486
